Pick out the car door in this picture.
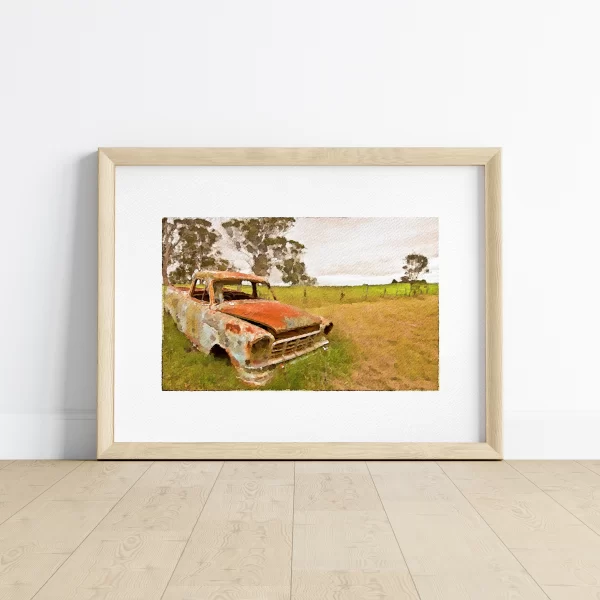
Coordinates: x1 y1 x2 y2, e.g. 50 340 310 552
184 277 212 349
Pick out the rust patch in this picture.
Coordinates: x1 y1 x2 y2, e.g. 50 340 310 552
217 300 321 334
164 271 335 387
226 322 241 334
193 269 267 284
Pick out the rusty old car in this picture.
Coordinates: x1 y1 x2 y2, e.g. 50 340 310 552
164 270 333 385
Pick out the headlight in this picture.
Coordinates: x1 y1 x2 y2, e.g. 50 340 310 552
251 337 272 362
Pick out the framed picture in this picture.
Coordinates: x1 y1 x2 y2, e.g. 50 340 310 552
98 148 501 459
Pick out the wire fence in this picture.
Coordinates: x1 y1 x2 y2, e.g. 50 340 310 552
272 283 439 308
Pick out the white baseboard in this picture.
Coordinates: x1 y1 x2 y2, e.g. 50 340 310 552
504 410 600 459
0 410 598 459
0 411 97 459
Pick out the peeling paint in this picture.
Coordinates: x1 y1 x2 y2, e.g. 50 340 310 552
218 300 321 334
164 270 333 386
225 322 241 334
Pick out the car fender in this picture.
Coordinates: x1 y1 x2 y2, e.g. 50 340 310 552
201 309 273 367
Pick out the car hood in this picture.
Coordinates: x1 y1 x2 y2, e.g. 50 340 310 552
217 300 322 334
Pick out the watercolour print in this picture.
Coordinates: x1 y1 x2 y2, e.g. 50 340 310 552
162 217 439 391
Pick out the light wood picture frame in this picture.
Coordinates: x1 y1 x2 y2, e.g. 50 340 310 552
98 147 502 460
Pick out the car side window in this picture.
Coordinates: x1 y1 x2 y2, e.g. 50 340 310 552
254 282 273 300
191 278 209 303
213 284 224 304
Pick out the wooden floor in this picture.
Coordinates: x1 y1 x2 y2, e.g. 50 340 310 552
1 461 600 599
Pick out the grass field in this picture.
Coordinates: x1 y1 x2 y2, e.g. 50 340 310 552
162 284 439 391
270 282 438 309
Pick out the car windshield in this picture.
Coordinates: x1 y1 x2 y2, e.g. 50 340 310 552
212 279 275 303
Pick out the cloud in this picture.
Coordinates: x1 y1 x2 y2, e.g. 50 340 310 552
290 217 439 283
209 217 439 285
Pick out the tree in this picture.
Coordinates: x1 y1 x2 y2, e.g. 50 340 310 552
391 278 398 284
402 253 429 282
162 218 231 284
222 218 315 283
279 240 316 285
162 218 176 285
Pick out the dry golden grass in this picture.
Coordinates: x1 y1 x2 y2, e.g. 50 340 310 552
163 287 439 391
315 295 439 391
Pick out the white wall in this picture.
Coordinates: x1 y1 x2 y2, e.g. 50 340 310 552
1 0 598 459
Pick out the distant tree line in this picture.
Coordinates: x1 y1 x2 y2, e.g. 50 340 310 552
162 217 316 286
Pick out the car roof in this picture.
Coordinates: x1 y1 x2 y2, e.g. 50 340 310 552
192 270 268 284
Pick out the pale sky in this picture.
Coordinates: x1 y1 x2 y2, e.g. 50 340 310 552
211 217 439 286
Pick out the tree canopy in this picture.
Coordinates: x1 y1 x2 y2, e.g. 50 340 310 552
222 217 315 284
402 253 430 282
162 217 316 286
162 218 231 284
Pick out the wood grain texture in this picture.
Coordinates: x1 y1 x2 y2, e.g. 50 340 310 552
0 461 81 524
97 148 116 458
3 461 600 599
97 147 502 461
100 147 500 166
0 461 150 600
581 461 600 477
162 461 293 600
510 461 600 536
293 461 419 600
34 461 222 600
441 460 600 594
542 585 600 599
98 442 501 460
294 461 369 475
369 461 548 599
485 149 503 457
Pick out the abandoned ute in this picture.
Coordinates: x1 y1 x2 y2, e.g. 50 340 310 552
164 270 333 385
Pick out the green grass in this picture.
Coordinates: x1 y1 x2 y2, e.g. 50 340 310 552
270 283 438 309
162 313 354 391
162 282 439 391
170 281 438 309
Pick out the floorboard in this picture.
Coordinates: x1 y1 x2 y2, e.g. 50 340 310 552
161 461 293 600
34 461 222 600
0 461 81 525
441 460 600 597
0 461 151 600
370 461 548 599
582 461 600 477
510 461 600 536
1 460 599 600
293 461 419 599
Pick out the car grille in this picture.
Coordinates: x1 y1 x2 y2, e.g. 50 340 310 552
271 331 321 360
